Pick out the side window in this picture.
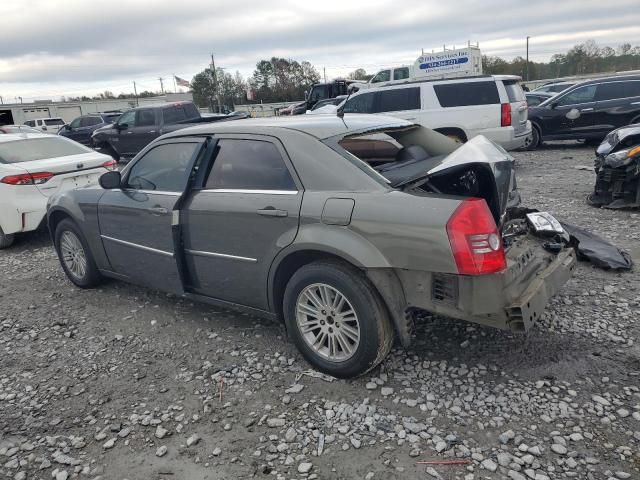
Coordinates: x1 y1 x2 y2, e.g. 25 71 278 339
371 70 391 84
24 120 35 127
596 81 640 101
434 81 500 107
80 117 99 127
117 110 135 126
376 87 420 113
556 85 597 106
393 67 410 81
69 117 82 129
343 92 376 113
205 139 296 191
135 109 156 127
527 96 542 107
503 81 526 102
126 142 199 192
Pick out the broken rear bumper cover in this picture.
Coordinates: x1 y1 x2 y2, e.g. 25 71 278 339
369 236 577 343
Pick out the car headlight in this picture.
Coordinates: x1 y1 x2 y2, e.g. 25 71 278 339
604 145 640 168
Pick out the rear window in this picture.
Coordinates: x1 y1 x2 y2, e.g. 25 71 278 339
377 87 420 112
103 114 121 123
434 81 500 107
162 105 198 124
0 137 89 164
503 81 526 102
45 118 65 126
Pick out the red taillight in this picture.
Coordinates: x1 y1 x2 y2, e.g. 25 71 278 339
446 198 506 275
0 172 54 185
102 160 117 171
501 103 512 127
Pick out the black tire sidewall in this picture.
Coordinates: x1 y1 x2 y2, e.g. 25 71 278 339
283 262 388 378
54 219 101 288
527 127 540 150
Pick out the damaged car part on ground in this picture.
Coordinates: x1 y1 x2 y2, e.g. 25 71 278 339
588 123 640 209
47 115 576 378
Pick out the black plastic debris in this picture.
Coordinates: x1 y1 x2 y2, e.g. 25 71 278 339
561 222 633 271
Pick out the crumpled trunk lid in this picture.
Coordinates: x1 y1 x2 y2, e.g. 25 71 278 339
397 136 519 226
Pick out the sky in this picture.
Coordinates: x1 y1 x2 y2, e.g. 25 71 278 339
1 0 640 103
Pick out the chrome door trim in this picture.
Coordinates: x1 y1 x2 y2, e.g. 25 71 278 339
122 189 181 196
101 235 174 257
185 248 257 263
199 189 298 195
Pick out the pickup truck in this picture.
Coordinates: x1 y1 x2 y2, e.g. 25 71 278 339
91 102 235 161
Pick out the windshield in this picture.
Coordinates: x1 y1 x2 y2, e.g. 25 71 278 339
0 137 90 164
45 118 65 126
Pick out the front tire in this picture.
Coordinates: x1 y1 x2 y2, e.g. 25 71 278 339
54 219 103 288
0 226 14 249
283 261 394 378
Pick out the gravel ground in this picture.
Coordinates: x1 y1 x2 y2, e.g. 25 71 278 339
1 141 639 480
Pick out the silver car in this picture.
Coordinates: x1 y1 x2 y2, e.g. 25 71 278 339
47 115 576 378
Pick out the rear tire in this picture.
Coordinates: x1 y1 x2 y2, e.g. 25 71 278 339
0 227 14 249
54 219 103 288
525 126 541 150
283 260 394 378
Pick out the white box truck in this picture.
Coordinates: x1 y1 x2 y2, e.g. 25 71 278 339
351 45 483 91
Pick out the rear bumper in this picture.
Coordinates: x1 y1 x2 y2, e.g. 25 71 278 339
0 196 47 235
394 236 577 332
475 122 532 151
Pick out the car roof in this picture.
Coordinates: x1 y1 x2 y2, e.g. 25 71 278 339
128 101 193 111
163 114 414 140
0 133 54 143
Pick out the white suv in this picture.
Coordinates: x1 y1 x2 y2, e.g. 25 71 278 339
341 75 531 150
24 117 66 133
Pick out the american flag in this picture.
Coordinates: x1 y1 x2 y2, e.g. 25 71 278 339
174 75 191 88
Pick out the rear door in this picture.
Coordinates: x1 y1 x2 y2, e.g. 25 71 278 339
181 135 302 309
501 80 528 136
595 80 640 133
98 138 208 293
374 86 421 120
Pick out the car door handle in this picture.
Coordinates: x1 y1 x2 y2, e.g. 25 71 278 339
257 207 288 217
580 108 594 112
148 206 168 216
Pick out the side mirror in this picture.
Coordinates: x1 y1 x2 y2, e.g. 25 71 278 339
550 102 558 109
99 171 121 189
304 91 309 101
116 123 128 131
65 124 72 131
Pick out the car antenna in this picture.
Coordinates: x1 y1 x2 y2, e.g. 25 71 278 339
336 86 354 119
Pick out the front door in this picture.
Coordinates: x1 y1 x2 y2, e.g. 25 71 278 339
181 136 302 309
594 80 640 134
98 138 208 293
551 84 598 137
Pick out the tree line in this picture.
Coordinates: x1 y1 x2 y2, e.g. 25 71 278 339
483 40 640 80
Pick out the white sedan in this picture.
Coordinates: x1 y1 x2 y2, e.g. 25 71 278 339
0 133 116 248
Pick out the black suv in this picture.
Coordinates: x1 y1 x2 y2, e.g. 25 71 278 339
58 112 122 146
527 75 640 149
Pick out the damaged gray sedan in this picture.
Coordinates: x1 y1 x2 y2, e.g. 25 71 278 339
47 115 576 378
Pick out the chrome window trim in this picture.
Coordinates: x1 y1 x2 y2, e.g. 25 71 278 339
100 235 174 257
122 189 181 196
185 249 257 263
199 189 298 195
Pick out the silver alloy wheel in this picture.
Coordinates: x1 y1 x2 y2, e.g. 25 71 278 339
60 231 87 280
295 283 360 362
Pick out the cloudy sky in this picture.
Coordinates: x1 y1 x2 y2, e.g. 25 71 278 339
1 0 640 102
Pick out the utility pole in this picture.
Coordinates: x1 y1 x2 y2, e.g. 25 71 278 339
526 36 530 82
158 77 165 94
18 96 22 104
133 81 139 107
323 67 327 83
173 74 177 93
210 54 218 113
0 95 3 104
